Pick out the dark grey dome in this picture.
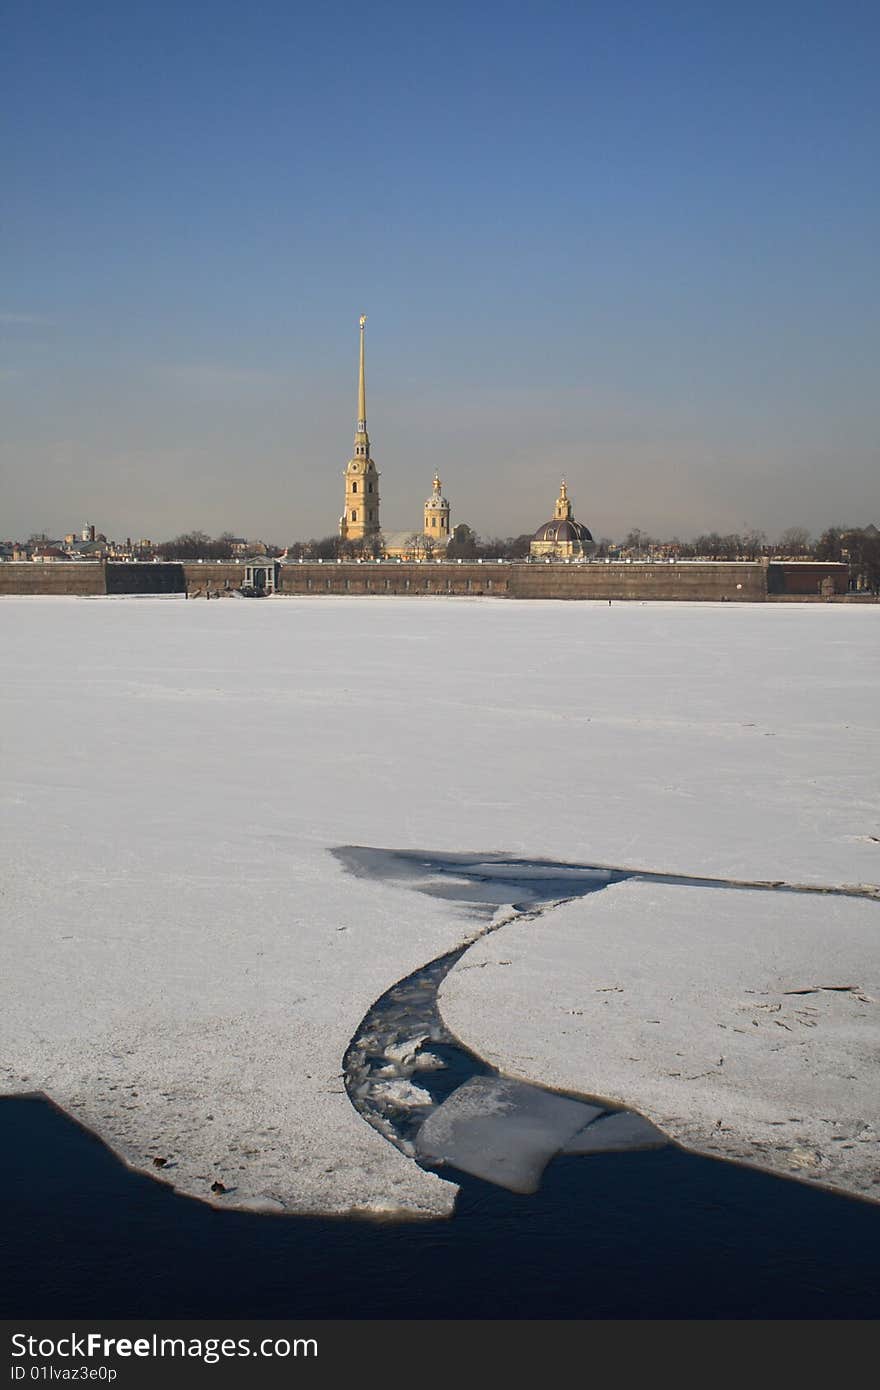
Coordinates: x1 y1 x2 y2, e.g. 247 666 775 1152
531 518 593 544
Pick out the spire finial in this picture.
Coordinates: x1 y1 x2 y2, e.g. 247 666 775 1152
357 315 367 434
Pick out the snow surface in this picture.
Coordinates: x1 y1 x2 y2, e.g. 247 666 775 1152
1 596 878 1214
439 882 880 1201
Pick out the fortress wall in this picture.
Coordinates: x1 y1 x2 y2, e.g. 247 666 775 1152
279 561 770 600
508 561 768 601
0 559 854 601
0 562 106 596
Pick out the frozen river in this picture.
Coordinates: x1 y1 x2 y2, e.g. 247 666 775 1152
1 596 878 1218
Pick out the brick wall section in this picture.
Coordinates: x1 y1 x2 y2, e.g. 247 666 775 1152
0 561 246 596
766 562 849 596
278 561 511 596
0 562 106 596
509 561 768 600
106 563 186 594
180 562 246 592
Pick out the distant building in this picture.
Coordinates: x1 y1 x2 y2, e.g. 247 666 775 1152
31 545 69 562
67 539 109 560
530 481 594 559
243 556 280 594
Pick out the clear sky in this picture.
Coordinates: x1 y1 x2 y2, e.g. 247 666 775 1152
2 0 878 544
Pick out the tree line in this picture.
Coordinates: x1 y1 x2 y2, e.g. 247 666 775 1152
625 526 879 590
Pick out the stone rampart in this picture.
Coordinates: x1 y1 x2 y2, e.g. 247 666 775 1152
278 560 767 600
0 558 856 602
0 562 106 596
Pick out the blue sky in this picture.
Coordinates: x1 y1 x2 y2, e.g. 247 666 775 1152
2 0 878 542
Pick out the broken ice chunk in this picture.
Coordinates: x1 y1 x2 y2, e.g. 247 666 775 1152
414 1075 604 1193
563 1110 667 1154
371 1078 434 1110
383 1035 429 1067
412 1050 445 1072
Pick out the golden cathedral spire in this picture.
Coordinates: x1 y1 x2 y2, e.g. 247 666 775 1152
357 314 367 437
340 315 380 542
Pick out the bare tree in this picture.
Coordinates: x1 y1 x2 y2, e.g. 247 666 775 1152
740 529 766 559
447 523 478 559
815 527 844 563
777 527 813 558
840 527 880 593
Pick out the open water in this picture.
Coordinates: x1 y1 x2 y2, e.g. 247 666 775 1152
2 1095 879 1319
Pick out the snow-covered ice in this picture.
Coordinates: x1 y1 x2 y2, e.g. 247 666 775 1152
439 882 880 1201
1 596 878 1213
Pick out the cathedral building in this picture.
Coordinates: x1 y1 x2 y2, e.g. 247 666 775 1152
339 316 453 558
333 321 599 564
339 316 381 543
530 481 594 559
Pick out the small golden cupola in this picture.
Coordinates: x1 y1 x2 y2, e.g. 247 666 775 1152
423 472 450 542
554 479 573 521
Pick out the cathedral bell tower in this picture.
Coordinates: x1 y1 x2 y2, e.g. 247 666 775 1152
423 472 450 542
339 316 381 541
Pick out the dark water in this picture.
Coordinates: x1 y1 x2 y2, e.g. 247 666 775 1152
2 1096 879 1319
